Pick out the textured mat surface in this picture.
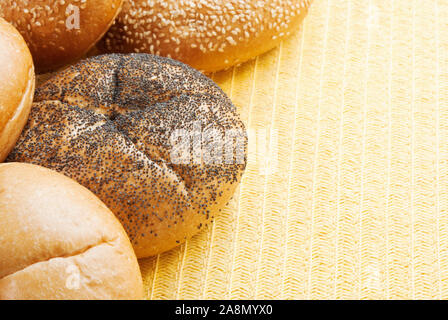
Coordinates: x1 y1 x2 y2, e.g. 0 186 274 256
139 0 448 299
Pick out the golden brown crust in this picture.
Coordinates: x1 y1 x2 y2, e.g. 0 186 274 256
0 163 144 300
100 0 312 72
8 54 248 258
0 18 34 162
0 0 123 72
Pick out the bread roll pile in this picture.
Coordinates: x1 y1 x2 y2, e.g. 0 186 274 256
0 0 312 300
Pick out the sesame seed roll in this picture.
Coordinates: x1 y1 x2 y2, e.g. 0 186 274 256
0 0 123 72
100 0 313 72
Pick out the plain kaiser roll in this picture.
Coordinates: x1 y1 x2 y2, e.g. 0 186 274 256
0 18 34 163
7 53 248 258
0 0 123 72
100 0 313 72
0 163 144 300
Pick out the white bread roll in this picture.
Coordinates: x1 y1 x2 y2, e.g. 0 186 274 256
0 18 34 162
0 163 144 300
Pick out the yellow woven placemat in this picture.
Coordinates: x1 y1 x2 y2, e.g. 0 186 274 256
138 0 448 299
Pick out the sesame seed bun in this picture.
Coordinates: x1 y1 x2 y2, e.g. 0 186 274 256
7 54 248 258
0 18 34 163
0 0 123 73
0 163 144 300
100 0 313 73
